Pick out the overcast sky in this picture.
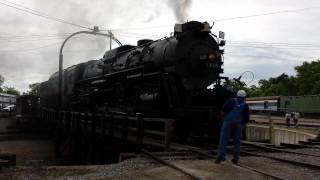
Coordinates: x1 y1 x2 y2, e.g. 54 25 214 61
0 0 320 92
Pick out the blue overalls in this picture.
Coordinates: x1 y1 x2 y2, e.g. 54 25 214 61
217 98 245 161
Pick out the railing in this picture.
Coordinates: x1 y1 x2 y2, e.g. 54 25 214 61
247 111 319 145
42 109 174 151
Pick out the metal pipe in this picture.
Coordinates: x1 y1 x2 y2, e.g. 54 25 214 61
58 30 122 110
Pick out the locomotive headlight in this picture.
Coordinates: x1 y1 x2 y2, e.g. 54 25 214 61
208 53 217 60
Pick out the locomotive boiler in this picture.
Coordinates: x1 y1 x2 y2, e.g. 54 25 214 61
40 21 232 144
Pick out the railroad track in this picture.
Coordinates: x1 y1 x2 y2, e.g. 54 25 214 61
190 147 288 180
141 144 288 180
139 139 320 179
242 141 320 157
141 149 202 180
241 141 320 170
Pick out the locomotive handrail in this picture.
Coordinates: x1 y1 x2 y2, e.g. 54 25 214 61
75 65 145 84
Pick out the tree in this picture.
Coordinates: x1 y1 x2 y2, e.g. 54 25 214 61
246 60 320 97
247 85 263 97
257 73 297 96
27 83 40 96
3 86 20 96
0 74 4 92
295 60 320 95
0 75 21 95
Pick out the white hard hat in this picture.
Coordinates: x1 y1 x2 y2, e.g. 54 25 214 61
237 90 246 97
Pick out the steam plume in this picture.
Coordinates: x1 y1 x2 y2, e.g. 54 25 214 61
168 0 192 23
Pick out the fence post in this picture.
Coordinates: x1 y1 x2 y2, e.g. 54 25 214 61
269 111 275 144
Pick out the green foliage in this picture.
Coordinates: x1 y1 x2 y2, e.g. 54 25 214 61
0 74 4 92
257 73 297 96
27 83 40 96
246 60 320 97
295 60 320 95
0 74 20 95
0 74 3 86
3 86 20 96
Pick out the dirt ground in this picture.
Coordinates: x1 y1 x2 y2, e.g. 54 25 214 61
1 139 319 179
0 137 270 180
0 116 17 133
0 158 275 180
0 158 190 180
0 139 55 165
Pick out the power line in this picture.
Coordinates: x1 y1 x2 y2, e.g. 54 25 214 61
0 0 92 30
0 0 318 32
105 6 320 31
1 48 102 56
0 37 68 43
215 6 320 22
226 44 320 51
102 25 172 32
112 32 161 39
0 33 73 40
2 30 319 48
0 36 108 53
228 41 319 47
0 35 94 43
0 42 61 53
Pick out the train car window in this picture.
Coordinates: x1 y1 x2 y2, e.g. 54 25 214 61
285 100 290 105
264 101 268 109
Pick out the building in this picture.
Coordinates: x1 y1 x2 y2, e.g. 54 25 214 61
0 92 16 109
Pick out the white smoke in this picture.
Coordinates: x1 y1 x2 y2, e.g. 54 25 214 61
168 0 192 23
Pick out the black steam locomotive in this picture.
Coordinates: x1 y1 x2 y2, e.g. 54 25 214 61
40 21 232 145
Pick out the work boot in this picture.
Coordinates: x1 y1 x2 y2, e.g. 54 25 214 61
215 157 225 164
231 159 238 165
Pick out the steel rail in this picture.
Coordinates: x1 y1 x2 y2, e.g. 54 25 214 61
141 149 202 180
187 148 286 180
242 151 320 170
242 141 320 157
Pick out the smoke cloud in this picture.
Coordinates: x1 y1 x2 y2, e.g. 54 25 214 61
168 0 192 23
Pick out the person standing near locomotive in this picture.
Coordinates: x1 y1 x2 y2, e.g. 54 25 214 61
215 90 250 164
285 111 291 127
293 112 300 127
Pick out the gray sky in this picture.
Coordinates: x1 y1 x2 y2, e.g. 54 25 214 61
0 0 319 92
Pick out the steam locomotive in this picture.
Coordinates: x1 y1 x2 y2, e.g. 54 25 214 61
40 21 233 144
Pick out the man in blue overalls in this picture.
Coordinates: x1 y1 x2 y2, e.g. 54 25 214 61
215 90 249 164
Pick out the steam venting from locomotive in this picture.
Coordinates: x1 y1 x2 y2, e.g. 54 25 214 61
168 0 192 23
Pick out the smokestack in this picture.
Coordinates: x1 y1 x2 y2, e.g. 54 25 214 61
168 0 192 23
